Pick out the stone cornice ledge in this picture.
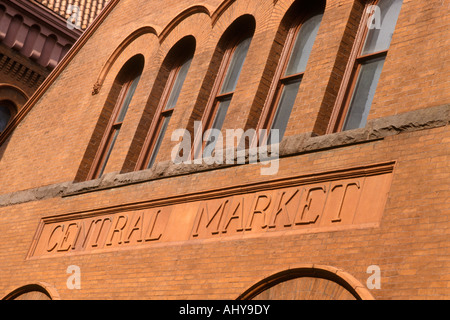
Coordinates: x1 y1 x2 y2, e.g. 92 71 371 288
0 104 448 206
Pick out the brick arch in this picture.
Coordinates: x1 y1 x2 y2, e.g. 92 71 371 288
0 84 29 110
155 8 211 63
237 265 374 300
2 282 60 300
92 26 158 96
211 0 236 26
158 5 211 43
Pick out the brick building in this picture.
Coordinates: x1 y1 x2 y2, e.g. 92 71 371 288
0 0 106 134
0 0 449 300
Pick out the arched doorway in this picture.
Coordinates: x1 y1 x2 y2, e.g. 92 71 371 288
238 265 374 300
2 283 59 300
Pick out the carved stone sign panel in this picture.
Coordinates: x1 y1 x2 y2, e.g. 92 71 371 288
28 162 394 259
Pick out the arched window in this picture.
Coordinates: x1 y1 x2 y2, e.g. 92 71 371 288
194 16 255 160
329 0 403 132
136 37 195 170
254 2 324 146
262 10 324 145
0 100 16 132
88 55 144 180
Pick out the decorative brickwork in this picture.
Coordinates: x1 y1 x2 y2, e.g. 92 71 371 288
0 0 448 300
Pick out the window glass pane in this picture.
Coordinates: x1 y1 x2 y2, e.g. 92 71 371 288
220 36 252 94
203 98 231 157
0 104 11 132
362 0 403 55
211 98 231 132
147 114 172 169
268 78 302 144
98 129 121 178
116 75 141 123
285 13 323 76
164 58 192 111
343 56 385 131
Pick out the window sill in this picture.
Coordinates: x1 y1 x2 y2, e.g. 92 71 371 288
0 104 447 204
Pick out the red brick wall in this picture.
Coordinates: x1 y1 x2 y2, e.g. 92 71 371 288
0 0 448 300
